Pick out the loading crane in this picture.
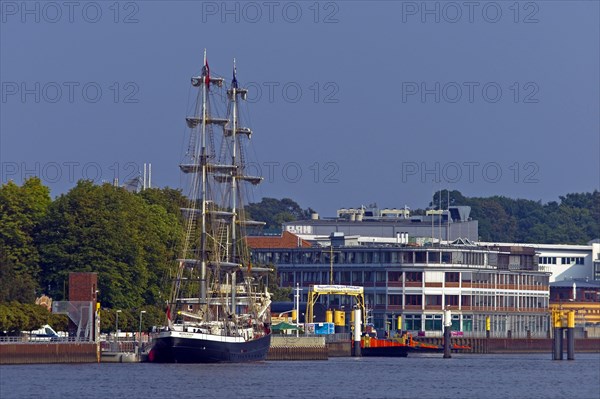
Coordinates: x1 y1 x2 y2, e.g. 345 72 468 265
305 285 366 328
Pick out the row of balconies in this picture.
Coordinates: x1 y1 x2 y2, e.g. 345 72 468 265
283 281 548 291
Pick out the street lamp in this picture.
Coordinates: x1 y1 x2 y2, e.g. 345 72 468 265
295 283 301 337
138 310 147 355
115 310 122 350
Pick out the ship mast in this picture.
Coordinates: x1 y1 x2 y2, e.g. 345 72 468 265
199 49 208 303
225 59 254 316
228 59 240 316
175 49 226 313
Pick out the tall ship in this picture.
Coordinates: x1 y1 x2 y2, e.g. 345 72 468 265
149 51 272 363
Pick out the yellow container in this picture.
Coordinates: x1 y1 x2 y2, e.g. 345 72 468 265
397 315 402 331
334 310 345 326
291 310 297 322
325 310 333 323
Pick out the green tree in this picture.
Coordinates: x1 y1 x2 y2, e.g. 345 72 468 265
0 178 51 300
433 190 599 244
267 264 292 301
0 249 37 302
37 181 183 309
246 197 314 232
0 302 55 334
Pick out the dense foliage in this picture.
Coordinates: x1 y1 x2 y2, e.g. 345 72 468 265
0 302 68 334
432 190 599 243
0 178 51 303
246 197 314 232
37 181 184 309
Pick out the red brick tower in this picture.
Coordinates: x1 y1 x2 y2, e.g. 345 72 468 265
68 272 98 340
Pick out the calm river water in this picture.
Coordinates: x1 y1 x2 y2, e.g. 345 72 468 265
1 354 599 399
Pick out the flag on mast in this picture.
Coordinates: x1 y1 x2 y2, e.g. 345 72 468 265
232 59 238 89
203 60 210 87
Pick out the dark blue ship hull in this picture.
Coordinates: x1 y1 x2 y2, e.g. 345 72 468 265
149 333 271 363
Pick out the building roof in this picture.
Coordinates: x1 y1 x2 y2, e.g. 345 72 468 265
550 279 600 288
478 241 595 251
246 231 311 249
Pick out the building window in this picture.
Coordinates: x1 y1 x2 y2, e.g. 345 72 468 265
388 271 402 282
340 271 351 283
540 256 558 265
445 295 459 306
425 315 442 331
347 252 355 263
292 251 301 264
405 295 422 306
451 315 460 331
429 252 440 263
445 272 460 283
584 291 596 301
442 252 452 263
463 315 473 332
381 252 390 263
562 257 585 265
388 295 402 306
375 272 386 282
405 272 423 282
303 252 313 263
355 252 363 263
461 295 471 306
425 295 442 306
404 314 422 331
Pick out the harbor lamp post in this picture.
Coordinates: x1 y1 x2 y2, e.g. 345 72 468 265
138 310 146 355
115 310 122 350
295 283 301 337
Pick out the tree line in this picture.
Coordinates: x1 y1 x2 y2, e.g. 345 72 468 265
0 178 597 332
431 189 599 243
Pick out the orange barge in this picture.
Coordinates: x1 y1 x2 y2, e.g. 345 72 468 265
357 333 470 357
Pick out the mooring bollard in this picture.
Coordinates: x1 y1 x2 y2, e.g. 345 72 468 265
567 310 575 360
552 310 576 361
552 310 563 360
443 309 451 359
353 308 361 357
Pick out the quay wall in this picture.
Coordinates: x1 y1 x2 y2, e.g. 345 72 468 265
267 336 327 360
417 338 600 354
0 343 98 365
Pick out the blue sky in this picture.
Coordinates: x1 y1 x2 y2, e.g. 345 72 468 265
1 1 598 215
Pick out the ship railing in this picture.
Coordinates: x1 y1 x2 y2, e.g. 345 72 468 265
100 339 138 353
0 336 93 344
